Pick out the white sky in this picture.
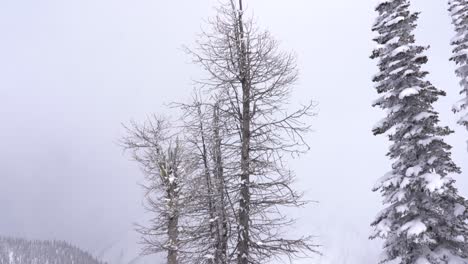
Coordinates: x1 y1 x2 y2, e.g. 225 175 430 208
0 0 466 263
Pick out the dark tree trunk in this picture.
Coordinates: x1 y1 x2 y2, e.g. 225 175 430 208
213 104 228 264
236 2 251 264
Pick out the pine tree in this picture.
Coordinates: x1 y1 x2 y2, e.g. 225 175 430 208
449 0 468 136
371 0 468 263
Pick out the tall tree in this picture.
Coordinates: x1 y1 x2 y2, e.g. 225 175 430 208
371 0 468 263
122 117 192 264
449 0 468 139
187 1 318 263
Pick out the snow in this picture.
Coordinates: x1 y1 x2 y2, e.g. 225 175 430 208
389 66 406 75
168 175 175 184
375 219 391 237
387 104 403 115
386 16 405 26
400 177 411 188
1 237 105 264
451 32 465 44
396 190 406 202
403 126 423 138
403 69 415 76
454 203 466 217
391 45 410 56
433 247 468 264
423 173 449 192
452 98 466 112
452 50 468 60
372 118 386 132
385 36 400 46
399 87 420 99
413 112 433 121
415 256 431 264
373 171 399 190
450 3 464 15
418 137 442 147
96 231 159 264
459 113 468 123
427 156 438 165
374 14 405 30
405 166 422 177
454 235 465 243
395 204 409 214
400 218 427 237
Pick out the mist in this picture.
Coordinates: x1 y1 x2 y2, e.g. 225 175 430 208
1 1 467 263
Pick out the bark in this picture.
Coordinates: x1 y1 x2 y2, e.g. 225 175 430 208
160 157 180 264
196 105 217 264
212 103 228 264
167 197 179 264
236 1 251 263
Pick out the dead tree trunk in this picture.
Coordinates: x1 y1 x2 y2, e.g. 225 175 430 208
196 104 217 264
235 1 251 264
163 155 180 264
212 103 228 264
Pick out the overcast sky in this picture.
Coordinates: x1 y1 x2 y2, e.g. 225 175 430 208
0 0 466 263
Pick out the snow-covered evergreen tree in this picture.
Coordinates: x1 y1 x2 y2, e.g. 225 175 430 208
371 0 468 263
449 0 468 136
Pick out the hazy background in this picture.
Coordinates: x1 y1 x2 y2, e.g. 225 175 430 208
0 0 466 263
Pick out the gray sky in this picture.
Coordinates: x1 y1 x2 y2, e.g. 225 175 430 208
0 0 467 263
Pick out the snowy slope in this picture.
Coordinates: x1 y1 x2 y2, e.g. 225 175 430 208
96 225 381 264
96 231 161 264
0 236 105 264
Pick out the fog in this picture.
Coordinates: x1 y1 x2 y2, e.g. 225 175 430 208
0 0 467 263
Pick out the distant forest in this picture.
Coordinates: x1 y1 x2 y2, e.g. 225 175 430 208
0 237 105 264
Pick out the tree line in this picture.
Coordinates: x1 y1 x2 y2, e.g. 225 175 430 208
0 237 105 264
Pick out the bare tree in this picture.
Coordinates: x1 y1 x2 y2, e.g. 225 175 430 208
122 117 192 264
122 102 236 264
176 95 235 264
186 1 318 263
123 1 318 263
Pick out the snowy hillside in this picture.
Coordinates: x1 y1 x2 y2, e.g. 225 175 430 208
96 231 160 264
0 237 105 264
